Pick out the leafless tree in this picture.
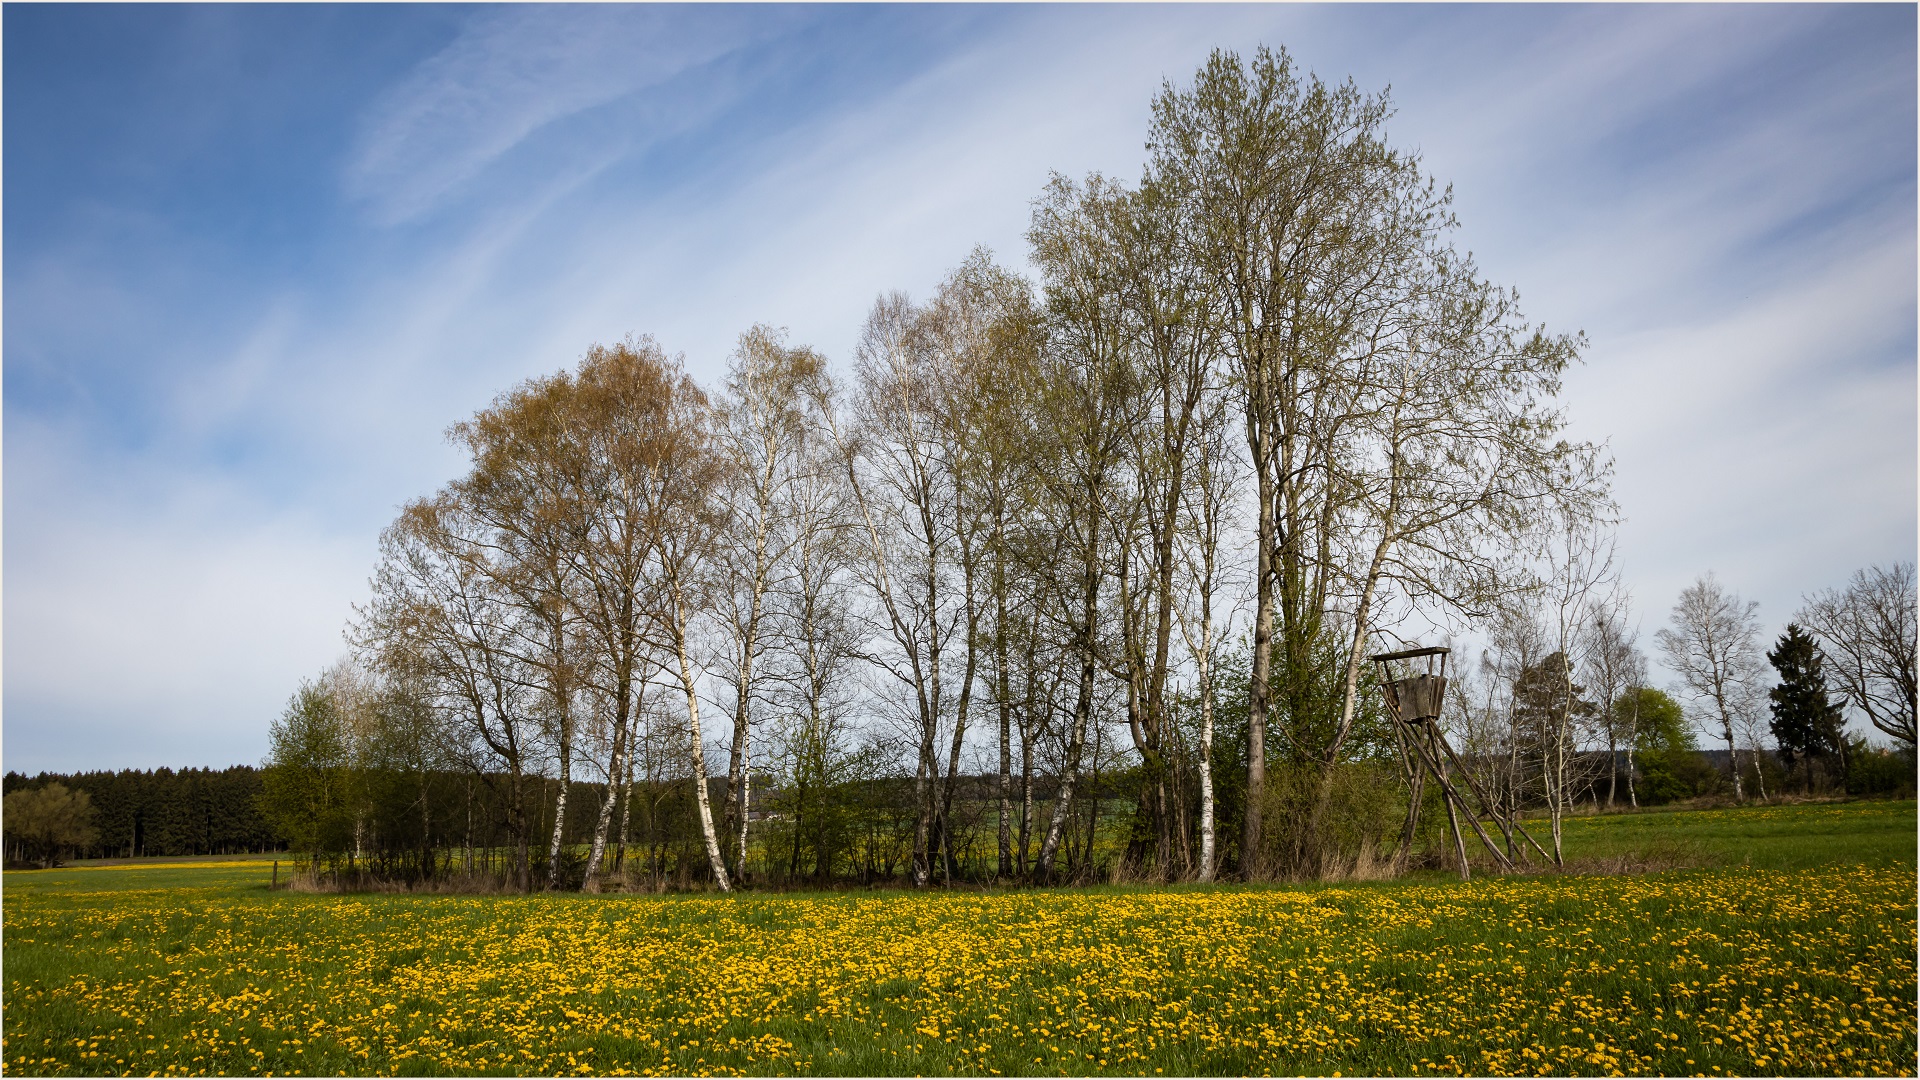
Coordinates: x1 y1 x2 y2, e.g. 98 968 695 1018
1173 386 1242 881
713 326 823 882
612 346 735 892
1656 573 1765 801
441 373 594 889
1584 598 1645 808
1798 562 1917 753
1316 246 1606 861
1089 176 1226 880
360 495 540 888
1540 526 1616 858
918 252 1037 881
833 293 964 887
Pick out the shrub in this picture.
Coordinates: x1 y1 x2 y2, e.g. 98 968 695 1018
1845 740 1916 797
1258 760 1405 879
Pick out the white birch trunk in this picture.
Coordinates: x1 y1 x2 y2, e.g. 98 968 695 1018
1195 611 1217 883
672 582 731 892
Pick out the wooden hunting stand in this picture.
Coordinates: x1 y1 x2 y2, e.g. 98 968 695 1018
1371 645 1546 880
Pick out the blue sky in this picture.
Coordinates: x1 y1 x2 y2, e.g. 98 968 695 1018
6 4 1915 772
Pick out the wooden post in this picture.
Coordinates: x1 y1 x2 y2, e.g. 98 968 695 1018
1437 772 1471 880
271 860 278 889
1405 722 1515 872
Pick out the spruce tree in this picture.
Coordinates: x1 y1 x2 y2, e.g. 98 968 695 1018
1767 623 1847 774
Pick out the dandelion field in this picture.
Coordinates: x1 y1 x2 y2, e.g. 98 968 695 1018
3 802 1914 1078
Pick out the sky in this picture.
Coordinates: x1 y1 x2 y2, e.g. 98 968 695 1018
5 4 1915 773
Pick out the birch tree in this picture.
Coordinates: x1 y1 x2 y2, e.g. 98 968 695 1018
1540 525 1615 859
1584 599 1645 808
361 495 540 889
835 293 960 887
564 338 737 891
1027 173 1146 879
918 253 1036 879
714 326 821 881
446 376 590 888
1656 573 1764 801
1173 386 1241 881
565 341 710 892
1104 177 1225 879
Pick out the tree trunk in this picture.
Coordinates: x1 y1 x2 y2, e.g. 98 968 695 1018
723 564 765 883
1719 712 1745 801
614 750 633 875
507 762 530 892
1244 448 1275 877
1310 532 1392 859
1195 608 1218 883
672 586 731 892
1038 573 1099 879
997 658 1013 879
1625 694 1640 809
938 569 980 882
1019 712 1035 877
581 689 634 891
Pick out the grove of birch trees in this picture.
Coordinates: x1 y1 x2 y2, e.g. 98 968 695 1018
275 46 1793 891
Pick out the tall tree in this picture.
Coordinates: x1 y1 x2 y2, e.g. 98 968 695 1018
1766 624 1847 779
1147 46 1433 872
362 496 540 888
833 293 959 887
1797 562 1917 754
567 340 712 893
713 326 820 882
1173 384 1241 881
447 374 590 889
594 340 736 893
1027 174 1147 880
1656 573 1764 801
928 254 1044 881
766 361 869 881
1098 176 1223 880
919 252 1035 880
1315 247 1606 860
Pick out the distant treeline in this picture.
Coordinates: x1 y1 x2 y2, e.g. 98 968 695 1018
0 756 1222 883
8 739 1906 876
2 767 275 858
0 766 737 870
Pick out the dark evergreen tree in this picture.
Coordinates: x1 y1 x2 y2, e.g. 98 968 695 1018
1767 623 1847 778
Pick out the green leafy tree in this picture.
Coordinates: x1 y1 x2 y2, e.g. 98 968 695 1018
3 782 98 868
1626 687 1719 804
259 680 356 865
1767 624 1847 781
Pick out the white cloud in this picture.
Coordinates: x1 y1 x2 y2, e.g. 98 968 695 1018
343 6 770 226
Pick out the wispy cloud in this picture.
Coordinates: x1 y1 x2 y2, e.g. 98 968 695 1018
343 6 778 226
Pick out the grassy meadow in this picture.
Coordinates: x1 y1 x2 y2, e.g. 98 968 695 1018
2 801 1913 1078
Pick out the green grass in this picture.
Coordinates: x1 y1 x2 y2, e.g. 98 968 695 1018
1549 799 1917 871
3 801 1914 1077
